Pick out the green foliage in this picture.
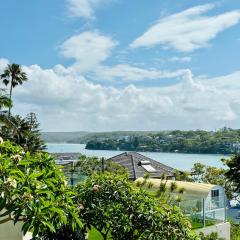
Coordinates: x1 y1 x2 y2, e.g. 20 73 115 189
230 222 240 240
86 128 240 154
75 154 127 176
0 113 46 153
174 169 193 182
0 140 82 238
0 89 12 110
224 155 240 195
198 232 224 240
189 162 234 199
76 173 197 240
0 63 28 115
191 163 206 182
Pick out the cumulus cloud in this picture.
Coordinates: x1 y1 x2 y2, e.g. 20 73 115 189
130 4 240 52
0 58 9 73
60 31 117 72
66 0 111 19
0 56 236 131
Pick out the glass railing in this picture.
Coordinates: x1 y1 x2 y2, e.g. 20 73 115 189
178 197 227 229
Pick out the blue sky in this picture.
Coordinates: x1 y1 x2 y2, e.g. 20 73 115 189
0 0 240 131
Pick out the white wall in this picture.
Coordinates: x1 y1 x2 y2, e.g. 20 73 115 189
0 221 32 240
0 221 23 240
195 222 230 240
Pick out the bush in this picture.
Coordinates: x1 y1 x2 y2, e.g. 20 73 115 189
231 222 240 240
76 173 198 240
0 140 82 238
198 232 224 240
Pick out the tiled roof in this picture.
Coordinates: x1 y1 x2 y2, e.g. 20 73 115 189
107 152 175 180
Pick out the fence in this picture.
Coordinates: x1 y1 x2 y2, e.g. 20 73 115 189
179 196 227 229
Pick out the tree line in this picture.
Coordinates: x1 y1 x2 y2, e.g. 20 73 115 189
86 128 240 154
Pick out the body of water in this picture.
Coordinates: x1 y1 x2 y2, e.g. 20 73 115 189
47 143 229 171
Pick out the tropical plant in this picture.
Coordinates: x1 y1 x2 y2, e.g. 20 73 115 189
76 173 197 240
0 140 82 238
0 63 27 115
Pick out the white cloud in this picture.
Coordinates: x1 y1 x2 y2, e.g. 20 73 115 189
60 31 117 72
59 31 188 82
92 64 188 82
66 0 110 19
0 58 9 73
169 56 192 63
1 57 238 131
130 4 240 52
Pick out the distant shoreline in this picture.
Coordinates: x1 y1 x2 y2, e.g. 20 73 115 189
47 143 230 156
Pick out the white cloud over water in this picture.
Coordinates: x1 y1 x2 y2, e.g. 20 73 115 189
130 4 240 52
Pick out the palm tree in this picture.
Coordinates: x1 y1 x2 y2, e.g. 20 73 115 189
0 63 27 115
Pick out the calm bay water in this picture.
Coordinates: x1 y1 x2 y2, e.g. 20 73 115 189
46 143 228 171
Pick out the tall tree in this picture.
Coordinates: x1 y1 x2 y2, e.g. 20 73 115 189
0 63 27 115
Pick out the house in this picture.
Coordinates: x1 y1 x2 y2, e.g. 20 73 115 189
136 178 227 222
106 152 175 180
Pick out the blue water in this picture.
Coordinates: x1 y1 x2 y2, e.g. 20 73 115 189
47 143 228 171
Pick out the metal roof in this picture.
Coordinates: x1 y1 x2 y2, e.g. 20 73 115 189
136 178 221 199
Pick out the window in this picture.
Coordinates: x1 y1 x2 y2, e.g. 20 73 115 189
141 164 156 173
211 189 219 198
211 189 220 208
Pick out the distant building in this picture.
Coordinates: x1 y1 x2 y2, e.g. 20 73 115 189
106 152 175 180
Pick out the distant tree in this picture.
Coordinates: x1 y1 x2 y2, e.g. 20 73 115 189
191 163 206 182
174 170 193 182
0 63 27 115
190 162 234 200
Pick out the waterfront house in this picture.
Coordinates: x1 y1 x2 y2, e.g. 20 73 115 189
106 152 175 180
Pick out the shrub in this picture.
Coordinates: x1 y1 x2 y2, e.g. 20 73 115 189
0 140 82 238
76 173 198 240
